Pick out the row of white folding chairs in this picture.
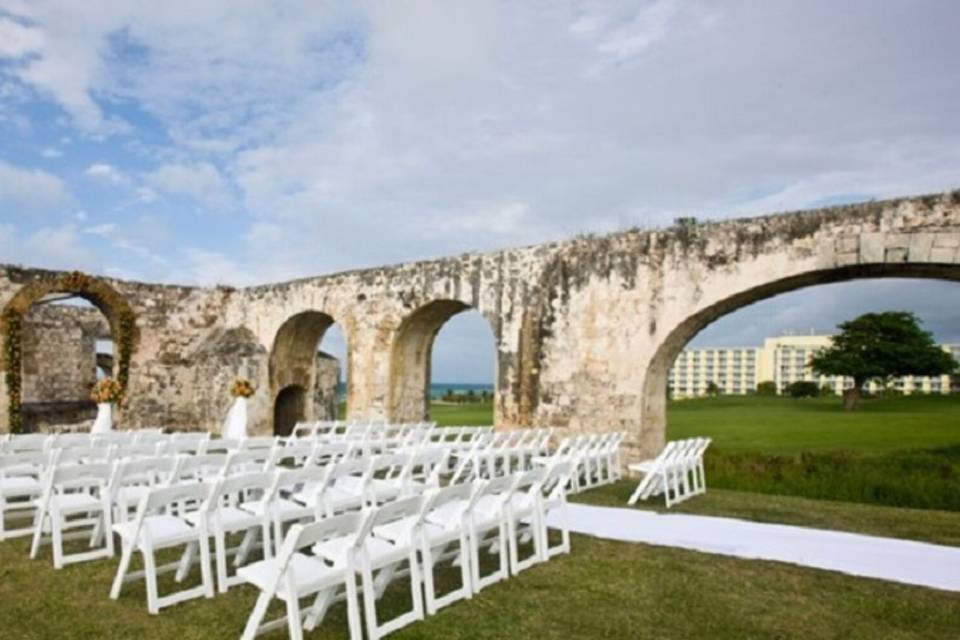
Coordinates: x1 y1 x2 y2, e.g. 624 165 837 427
0 428 168 454
534 432 624 493
449 428 555 483
0 439 348 542
627 437 711 508
18 445 451 562
238 460 573 640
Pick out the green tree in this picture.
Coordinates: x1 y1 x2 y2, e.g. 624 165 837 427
810 311 957 411
756 380 777 396
704 381 721 397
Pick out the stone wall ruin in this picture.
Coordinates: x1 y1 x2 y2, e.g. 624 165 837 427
2 190 960 460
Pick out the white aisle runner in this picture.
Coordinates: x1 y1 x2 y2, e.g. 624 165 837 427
549 503 960 592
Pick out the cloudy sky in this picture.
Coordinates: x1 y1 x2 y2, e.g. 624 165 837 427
2 1 959 382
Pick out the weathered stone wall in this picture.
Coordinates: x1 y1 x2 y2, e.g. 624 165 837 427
3 190 960 460
314 352 341 421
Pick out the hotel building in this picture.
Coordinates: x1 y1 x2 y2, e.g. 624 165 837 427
668 334 960 398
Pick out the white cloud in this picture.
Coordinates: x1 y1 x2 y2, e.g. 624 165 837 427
0 16 45 58
84 162 126 185
0 222 96 270
40 147 62 158
0 160 67 208
145 162 230 209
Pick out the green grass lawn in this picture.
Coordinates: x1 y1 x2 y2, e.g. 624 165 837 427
668 394 960 454
417 396 960 511
2 520 959 640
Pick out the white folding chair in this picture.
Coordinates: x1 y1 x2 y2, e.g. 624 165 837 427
0 451 47 540
412 482 474 614
540 461 573 560
110 482 215 614
504 468 546 575
238 513 364 640
463 475 514 592
188 471 275 593
30 462 114 568
246 466 326 554
315 496 425 640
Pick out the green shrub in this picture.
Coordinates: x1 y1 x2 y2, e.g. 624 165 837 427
756 380 777 396
787 381 820 398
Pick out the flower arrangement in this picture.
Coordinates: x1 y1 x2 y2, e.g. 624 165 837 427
91 378 124 404
231 378 255 398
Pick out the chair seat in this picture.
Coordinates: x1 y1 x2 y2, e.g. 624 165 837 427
41 492 104 513
314 534 399 566
116 486 150 507
185 506 262 532
238 553 341 600
628 460 656 473
1 476 41 497
113 513 198 548
323 487 364 512
241 497 310 518
425 500 468 529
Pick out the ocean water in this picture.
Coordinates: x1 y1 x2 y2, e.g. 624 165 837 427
336 382 494 399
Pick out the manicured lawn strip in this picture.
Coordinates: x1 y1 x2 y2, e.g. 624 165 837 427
668 395 960 454
430 401 496 426
1 530 958 639
574 483 960 547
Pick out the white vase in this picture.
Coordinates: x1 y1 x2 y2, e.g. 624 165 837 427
91 403 113 434
223 396 248 439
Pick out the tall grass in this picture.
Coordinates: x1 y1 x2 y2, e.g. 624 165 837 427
705 445 960 511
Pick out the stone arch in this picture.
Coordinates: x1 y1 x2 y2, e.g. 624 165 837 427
388 299 497 423
1 271 138 431
268 310 345 427
273 384 306 437
641 262 960 451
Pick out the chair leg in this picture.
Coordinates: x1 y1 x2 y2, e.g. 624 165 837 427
29 510 46 559
421 540 439 615
361 564 380 640
110 542 134 599
215 530 229 593
241 591 272 640
199 536 215 599
285 593 304 640
143 548 160 615
51 511 64 569
344 573 363 640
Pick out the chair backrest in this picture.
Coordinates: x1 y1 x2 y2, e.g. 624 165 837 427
3 433 50 453
143 481 212 512
111 456 176 494
208 471 275 510
240 436 277 451
269 441 316 469
50 433 93 449
222 449 271 476
53 445 113 465
172 453 227 482
419 482 472 528
542 461 573 502
356 495 423 545
48 461 113 493
0 451 49 478
406 448 449 484
277 512 365 584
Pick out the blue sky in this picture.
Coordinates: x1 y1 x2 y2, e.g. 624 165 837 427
2 1 960 383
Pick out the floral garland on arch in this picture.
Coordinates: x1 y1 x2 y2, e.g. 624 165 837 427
2 270 138 434
230 378 255 398
91 378 124 404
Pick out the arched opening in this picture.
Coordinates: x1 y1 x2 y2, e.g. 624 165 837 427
642 263 960 510
388 300 497 424
273 384 306 437
268 311 347 432
644 264 960 438
1 271 138 433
